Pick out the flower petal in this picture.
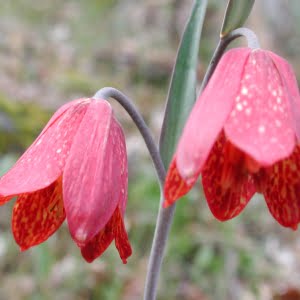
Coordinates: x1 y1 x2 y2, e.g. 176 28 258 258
202 133 256 220
163 158 198 207
12 178 65 250
114 118 128 216
176 48 251 180
261 146 300 229
81 224 114 263
225 49 295 165
81 206 132 263
268 51 300 141
0 99 90 196
112 206 132 264
64 100 128 246
39 99 87 136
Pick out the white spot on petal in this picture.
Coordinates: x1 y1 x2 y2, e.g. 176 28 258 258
236 103 243 111
241 87 248 95
258 125 265 134
245 108 252 116
75 228 87 243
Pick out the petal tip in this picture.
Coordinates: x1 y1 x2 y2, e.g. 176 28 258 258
291 224 298 231
73 228 89 247
19 246 29 252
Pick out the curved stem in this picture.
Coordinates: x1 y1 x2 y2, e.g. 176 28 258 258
200 27 260 92
94 87 166 187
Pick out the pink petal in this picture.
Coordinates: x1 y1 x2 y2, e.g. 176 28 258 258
176 48 251 180
12 178 65 250
225 50 295 166
202 133 256 220
260 146 300 229
267 51 300 141
63 99 128 246
39 99 87 136
0 99 90 196
114 118 128 216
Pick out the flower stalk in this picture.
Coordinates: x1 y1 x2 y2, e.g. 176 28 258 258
94 87 166 187
200 27 260 92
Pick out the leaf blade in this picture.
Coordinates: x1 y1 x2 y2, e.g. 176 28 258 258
159 0 208 168
221 0 255 37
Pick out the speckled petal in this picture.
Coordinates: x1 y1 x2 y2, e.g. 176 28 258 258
225 49 295 166
176 48 251 180
64 99 128 247
261 146 300 229
163 158 198 208
81 206 132 263
12 178 65 250
202 133 256 220
112 205 132 264
39 99 88 136
0 99 90 196
268 51 300 141
81 223 114 263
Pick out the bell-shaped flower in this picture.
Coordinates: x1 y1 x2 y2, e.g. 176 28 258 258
0 98 132 263
164 47 300 229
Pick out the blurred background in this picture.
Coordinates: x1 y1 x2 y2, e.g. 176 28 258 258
0 1 299 299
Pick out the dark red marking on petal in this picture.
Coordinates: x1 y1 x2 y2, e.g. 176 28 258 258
202 133 256 220
81 225 114 263
0 196 14 205
113 206 132 264
163 158 198 208
81 206 132 264
260 146 300 229
12 177 65 250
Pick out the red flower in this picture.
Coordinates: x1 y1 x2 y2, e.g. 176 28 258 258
164 47 300 229
0 98 132 263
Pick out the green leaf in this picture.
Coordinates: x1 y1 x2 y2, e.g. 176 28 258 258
221 0 255 37
159 0 208 168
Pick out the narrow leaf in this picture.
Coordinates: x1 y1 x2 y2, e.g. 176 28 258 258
221 0 255 37
159 0 208 168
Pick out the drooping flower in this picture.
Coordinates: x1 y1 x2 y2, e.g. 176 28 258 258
164 47 300 229
0 98 132 263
